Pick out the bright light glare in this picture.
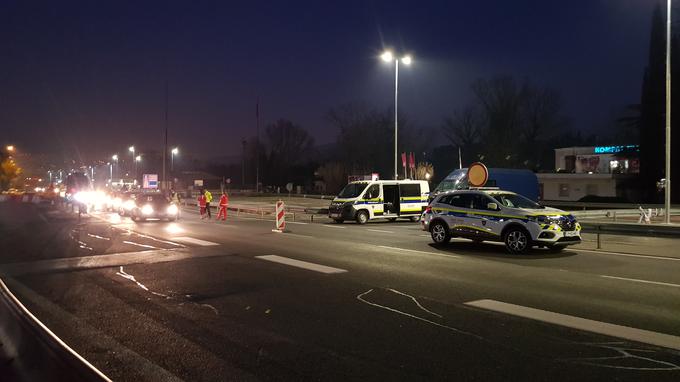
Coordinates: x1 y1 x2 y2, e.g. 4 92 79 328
123 200 136 210
167 204 178 215
135 155 141 162
381 51 393 62
112 154 118 161
128 146 135 152
142 204 154 215
165 223 184 235
401 55 412 65
6 145 15 152
171 147 179 155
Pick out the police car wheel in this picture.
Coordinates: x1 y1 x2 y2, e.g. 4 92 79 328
356 211 369 225
430 222 451 244
505 228 530 254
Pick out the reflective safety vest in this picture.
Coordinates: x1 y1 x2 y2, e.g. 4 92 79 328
205 191 213 203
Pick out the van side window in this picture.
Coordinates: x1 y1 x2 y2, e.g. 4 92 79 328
400 184 421 197
364 185 379 199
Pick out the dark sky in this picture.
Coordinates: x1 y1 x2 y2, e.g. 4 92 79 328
0 0 658 164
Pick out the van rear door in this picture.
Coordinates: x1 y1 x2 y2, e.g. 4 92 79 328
399 183 422 215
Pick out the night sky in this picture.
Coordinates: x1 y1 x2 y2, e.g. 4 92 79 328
0 0 658 164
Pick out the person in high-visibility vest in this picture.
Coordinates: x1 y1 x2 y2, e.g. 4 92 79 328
217 191 229 221
204 189 213 219
197 191 207 219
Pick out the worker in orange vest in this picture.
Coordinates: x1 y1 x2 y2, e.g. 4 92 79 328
197 190 207 219
217 191 229 221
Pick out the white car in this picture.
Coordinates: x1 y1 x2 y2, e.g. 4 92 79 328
421 189 581 254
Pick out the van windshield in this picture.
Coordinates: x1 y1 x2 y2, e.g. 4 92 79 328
435 174 467 192
492 193 542 209
337 182 368 198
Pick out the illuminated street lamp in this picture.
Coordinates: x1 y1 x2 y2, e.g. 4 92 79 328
111 154 118 182
135 154 141 181
171 147 179 171
6 145 14 152
381 50 412 179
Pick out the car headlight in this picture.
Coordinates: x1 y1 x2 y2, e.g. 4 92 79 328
167 204 178 215
123 200 136 210
527 215 561 224
74 191 90 204
142 204 154 215
112 197 122 208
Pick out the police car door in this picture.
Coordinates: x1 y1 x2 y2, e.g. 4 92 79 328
442 193 477 236
471 193 501 238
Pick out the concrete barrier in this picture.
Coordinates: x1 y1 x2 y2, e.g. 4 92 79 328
0 277 110 381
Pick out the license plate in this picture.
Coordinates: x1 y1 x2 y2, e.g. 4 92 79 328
330 213 340 218
564 231 579 237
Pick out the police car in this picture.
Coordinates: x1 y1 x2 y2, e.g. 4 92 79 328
422 189 581 254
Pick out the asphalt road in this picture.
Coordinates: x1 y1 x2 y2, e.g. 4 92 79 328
1 202 680 381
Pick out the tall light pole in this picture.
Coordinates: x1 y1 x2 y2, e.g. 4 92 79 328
665 0 672 224
135 155 141 184
382 51 412 179
128 146 135 180
112 154 118 183
171 147 178 172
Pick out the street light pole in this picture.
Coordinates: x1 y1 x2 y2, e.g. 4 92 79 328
394 58 399 180
665 0 672 224
382 51 411 180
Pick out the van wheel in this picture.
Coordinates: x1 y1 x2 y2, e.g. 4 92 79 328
430 221 451 244
356 211 369 225
504 228 531 254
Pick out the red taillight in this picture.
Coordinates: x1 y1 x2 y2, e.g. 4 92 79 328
425 206 432 213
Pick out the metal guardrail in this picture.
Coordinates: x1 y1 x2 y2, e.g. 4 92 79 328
579 222 680 249
0 277 110 381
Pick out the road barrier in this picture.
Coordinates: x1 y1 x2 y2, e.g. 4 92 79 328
0 277 110 381
579 222 680 249
273 200 286 232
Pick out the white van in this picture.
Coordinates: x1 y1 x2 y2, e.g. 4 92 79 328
328 180 430 224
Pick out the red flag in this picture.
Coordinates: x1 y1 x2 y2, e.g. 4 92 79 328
409 152 415 169
401 152 407 168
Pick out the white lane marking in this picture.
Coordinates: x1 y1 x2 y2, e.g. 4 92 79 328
170 236 219 246
600 275 680 289
357 289 482 339
367 229 395 234
256 255 347 274
322 224 346 229
116 266 169 298
377 245 460 259
87 233 111 241
419 234 430 237
280 233 316 239
465 299 680 351
575 248 680 262
285 221 308 225
386 288 442 318
122 241 158 250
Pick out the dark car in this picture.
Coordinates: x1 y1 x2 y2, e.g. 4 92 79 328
130 193 179 222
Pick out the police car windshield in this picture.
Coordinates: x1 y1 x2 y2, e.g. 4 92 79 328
338 183 368 198
492 193 542 209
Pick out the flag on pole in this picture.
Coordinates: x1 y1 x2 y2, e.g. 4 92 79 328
401 152 407 168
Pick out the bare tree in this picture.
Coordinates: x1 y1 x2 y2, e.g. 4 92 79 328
442 106 484 147
316 162 346 194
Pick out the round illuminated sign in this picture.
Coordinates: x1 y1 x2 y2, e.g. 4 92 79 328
467 162 489 187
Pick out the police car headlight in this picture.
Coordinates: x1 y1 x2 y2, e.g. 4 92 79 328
142 204 154 215
167 204 178 215
123 200 136 210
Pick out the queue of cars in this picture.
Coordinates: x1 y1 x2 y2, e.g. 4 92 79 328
329 175 582 254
